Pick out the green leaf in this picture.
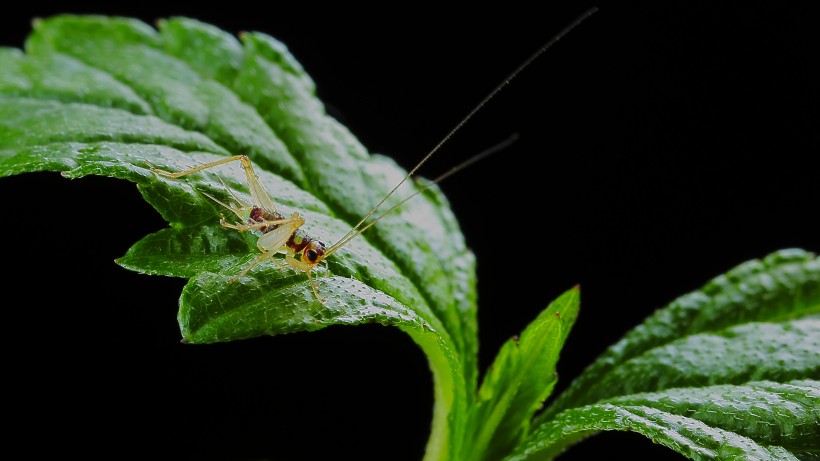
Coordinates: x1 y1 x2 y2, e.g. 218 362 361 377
3 14 816 461
516 249 820 460
0 15 478 460
541 249 819 419
507 379 819 461
468 287 580 461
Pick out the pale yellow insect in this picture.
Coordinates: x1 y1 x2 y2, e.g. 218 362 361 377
151 8 597 302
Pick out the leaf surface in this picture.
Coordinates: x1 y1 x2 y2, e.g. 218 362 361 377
517 249 820 460
0 16 480 460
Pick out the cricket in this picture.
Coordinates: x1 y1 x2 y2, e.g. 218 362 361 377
151 8 598 302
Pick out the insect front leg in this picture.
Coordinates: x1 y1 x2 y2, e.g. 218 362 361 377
285 254 324 303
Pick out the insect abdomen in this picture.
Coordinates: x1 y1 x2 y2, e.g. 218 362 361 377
249 206 285 234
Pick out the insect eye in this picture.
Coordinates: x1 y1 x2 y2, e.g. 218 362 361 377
305 249 319 263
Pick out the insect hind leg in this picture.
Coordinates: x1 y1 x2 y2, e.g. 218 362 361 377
151 155 247 179
222 215 304 233
201 188 251 222
150 155 278 214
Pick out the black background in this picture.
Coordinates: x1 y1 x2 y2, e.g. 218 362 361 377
1 2 818 460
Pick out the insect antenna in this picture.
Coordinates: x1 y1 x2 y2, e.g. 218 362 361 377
325 6 599 257
324 133 519 257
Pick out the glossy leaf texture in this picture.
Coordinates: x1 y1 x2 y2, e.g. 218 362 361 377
511 249 820 460
0 16 478 460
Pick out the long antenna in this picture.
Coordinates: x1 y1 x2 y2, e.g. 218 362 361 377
327 7 599 254
325 134 519 256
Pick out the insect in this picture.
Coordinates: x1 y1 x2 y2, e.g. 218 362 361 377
151 8 598 302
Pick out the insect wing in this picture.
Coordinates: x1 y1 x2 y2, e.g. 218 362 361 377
256 221 301 253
